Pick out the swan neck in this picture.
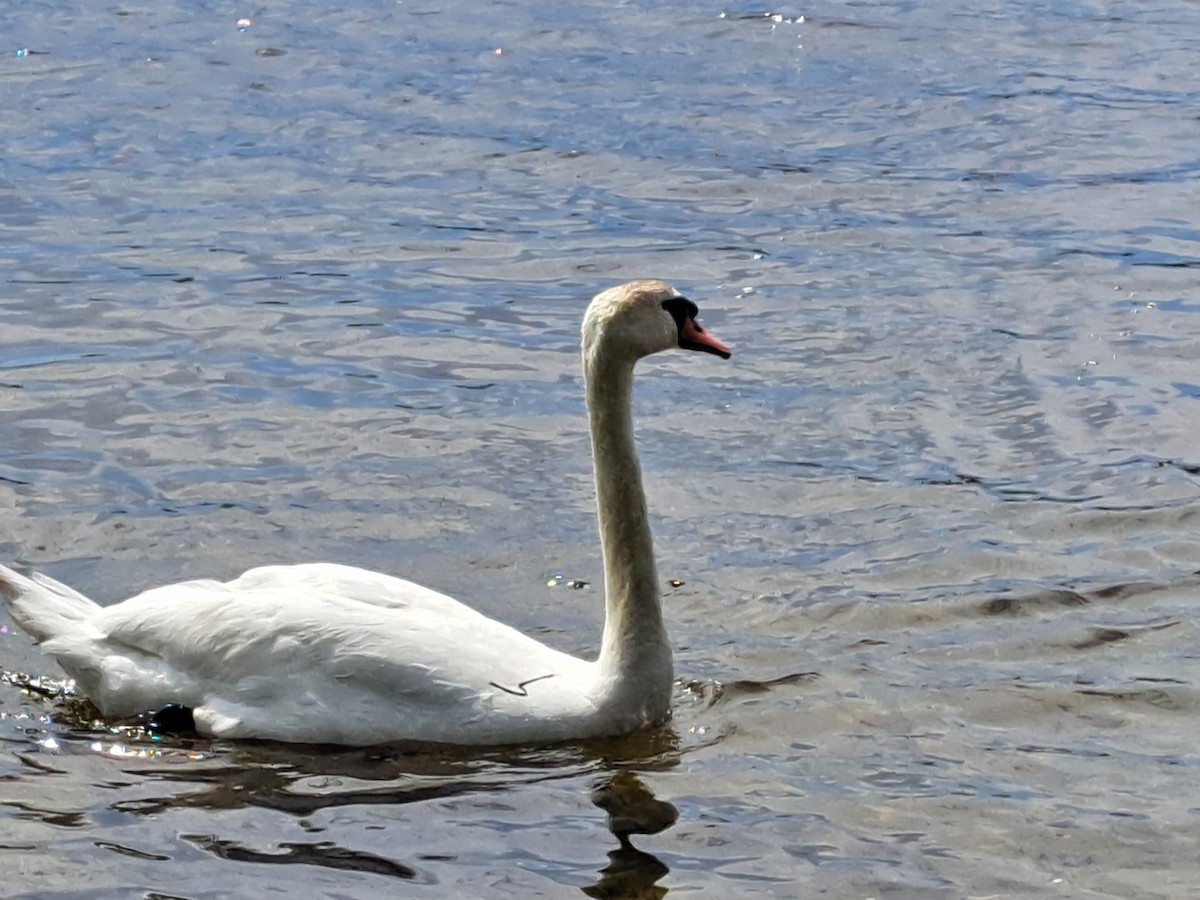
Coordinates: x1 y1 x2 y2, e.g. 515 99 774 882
584 343 671 699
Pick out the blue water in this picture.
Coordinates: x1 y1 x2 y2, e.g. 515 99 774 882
4 1 1200 896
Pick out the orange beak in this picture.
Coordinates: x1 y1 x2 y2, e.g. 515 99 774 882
680 316 732 359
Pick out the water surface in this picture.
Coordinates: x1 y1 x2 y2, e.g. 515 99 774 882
3 1 1200 896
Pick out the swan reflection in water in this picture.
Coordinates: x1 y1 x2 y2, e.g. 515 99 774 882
586 770 678 899
78 720 686 896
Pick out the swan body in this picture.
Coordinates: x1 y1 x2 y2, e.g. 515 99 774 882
0 280 731 746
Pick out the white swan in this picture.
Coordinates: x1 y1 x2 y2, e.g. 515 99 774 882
0 280 731 746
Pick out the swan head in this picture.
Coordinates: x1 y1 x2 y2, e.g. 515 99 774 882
582 280 732 364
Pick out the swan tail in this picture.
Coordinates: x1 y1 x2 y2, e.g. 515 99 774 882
0 564 101 643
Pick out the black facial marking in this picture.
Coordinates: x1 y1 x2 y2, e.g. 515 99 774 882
660 295 699 331
662 294 727 356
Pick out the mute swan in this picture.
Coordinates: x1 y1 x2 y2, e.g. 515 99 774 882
0 280 731 746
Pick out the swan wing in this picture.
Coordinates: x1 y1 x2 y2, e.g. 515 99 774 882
43 563 592 744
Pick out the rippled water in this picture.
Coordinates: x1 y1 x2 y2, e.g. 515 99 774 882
4 0 1200 896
